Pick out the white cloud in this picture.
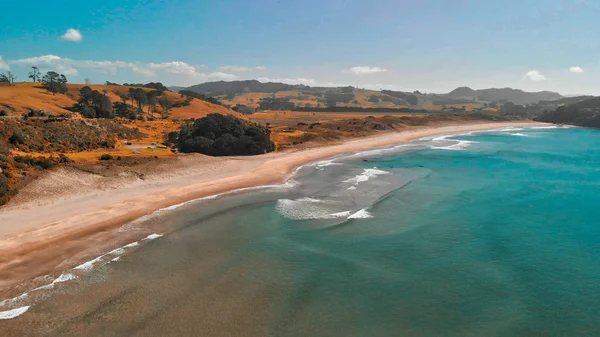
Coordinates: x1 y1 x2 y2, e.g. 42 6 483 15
348 66 387 75
78 60 130 75
61 29 83 42
0 56 9 71
257 77 316 85
11 54 62 66
5 54 235 84
10 54 79 77
132 61 238 81
220 65 267 72
149 61 198 75
568 66 584 73
55 64 79 76
206 72 238 80
132 66 156 77
522 69 547 81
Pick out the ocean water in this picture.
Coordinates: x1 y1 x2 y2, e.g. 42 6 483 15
4 126 600 336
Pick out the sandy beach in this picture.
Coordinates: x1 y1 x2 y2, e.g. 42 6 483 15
0 121 547 297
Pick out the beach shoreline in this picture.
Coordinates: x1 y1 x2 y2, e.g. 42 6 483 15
0 120 548 297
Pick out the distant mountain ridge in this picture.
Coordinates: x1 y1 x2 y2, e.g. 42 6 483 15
176 80 566 110
446 86 563 105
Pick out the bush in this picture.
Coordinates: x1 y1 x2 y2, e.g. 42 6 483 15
177 113 275 156
99 154 113 160
9 133 25 145
0 175 9 206
0 110 7 117
164 131 179 146
13 155 56 169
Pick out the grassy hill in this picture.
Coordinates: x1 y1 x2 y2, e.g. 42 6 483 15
180 80 563 112
446 86 563 105
0 83 237 119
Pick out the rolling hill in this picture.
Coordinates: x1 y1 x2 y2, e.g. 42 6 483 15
0 83 238 119
178 80 565 111
446 86 563 105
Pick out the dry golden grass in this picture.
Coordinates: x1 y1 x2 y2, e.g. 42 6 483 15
0 83 77 114
220 88 411 110
423 103 495 112
0 83 238 119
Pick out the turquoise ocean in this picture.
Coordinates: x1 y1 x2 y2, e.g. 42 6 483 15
5 126 600 336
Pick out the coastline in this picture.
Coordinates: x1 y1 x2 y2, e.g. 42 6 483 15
0 120 548 296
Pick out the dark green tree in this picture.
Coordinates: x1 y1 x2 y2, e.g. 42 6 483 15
41 71 68 95
28 66 41 82
158 96 173 119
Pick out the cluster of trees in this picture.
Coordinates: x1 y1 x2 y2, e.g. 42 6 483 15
179 90 223 105
70 86 173 119
535 97 600 127
122 82 170 91
381 90 418 106
0 72 17 85
74 86 116 118
41 71 68 95
258 97 295 110
176 113 275 156
324 91 355 107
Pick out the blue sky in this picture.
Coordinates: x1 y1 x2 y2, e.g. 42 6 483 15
1 0 598 94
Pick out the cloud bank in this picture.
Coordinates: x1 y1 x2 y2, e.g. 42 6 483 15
8 55 237 83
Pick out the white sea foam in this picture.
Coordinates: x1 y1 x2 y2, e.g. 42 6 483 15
0 293 28 308
73 256 104 271
329 211 352 217
431 140 476 151
33 273 77 291
71 238 145 272
142 233 163 241
106 247 126 256
510 133 531 137
348 209 373 219
499 127 525 132
123 242 140 249
343 168 390 185
347 186 357 190
276 198 341 220
530 125 559 129
314 159 343 170
125 179 301 227
111 256 121 262
0 306 31 320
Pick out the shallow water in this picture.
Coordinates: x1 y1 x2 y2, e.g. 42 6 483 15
4 126 600 336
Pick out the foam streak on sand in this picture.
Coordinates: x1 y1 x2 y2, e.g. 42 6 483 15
0 121 550 298
0 306 30 320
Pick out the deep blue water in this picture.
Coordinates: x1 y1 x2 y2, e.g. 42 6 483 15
9 126 600 336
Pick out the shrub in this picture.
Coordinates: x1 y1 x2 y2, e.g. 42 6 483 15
0 175 9 206
99 154 113 160
9 133 25 145
13 155 56 169
164 131 179 146
177 113 275 156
